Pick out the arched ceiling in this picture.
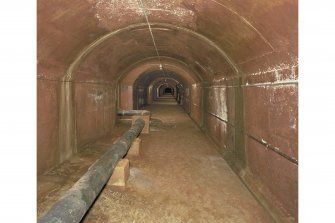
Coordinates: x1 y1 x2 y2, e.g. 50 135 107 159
153 79 179 90
135 70 186 88
73 23 236 82
119 57 200 85
37 0 298 82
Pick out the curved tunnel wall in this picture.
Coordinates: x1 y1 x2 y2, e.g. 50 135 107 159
37 1 298 222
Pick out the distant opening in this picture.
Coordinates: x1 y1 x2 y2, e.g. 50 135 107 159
164 88 172 94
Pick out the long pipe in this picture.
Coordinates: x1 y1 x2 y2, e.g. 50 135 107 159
38 118 145 223
117 110 150 116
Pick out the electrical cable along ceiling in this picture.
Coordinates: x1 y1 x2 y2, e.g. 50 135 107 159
137 0 171 84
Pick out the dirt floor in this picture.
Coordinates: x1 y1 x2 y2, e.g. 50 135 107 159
83 104 274 223
38 103 274 223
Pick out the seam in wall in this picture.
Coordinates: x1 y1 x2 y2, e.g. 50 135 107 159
209 0 275 51
205 110 298 165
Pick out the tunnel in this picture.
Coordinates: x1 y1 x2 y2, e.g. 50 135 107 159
37 0 298 222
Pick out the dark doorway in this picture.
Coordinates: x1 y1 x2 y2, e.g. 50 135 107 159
164 87 172 94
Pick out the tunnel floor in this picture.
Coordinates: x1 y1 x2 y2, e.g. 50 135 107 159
80 104 274 223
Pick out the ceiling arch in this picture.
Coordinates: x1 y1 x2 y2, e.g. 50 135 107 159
119 57 200 87
38 0 297 82
68 23 239 84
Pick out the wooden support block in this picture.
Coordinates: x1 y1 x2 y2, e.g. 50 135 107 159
126 138 141 157
132 115 150 133
107 159 129 187
113 137 120 144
